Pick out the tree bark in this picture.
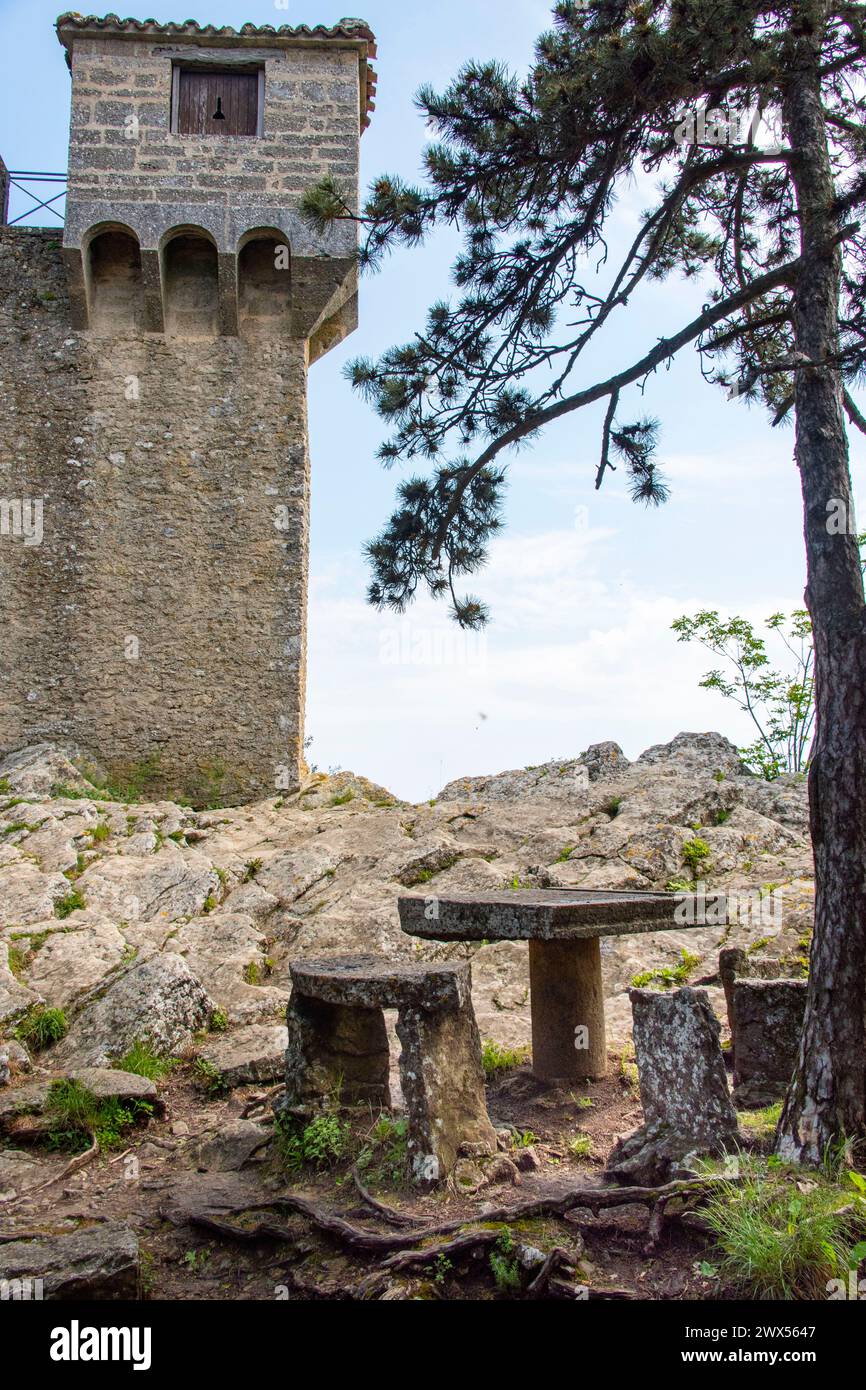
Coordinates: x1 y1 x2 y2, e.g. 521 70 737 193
775 3 866 1163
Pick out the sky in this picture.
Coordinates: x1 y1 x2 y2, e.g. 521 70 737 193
2 0 862 800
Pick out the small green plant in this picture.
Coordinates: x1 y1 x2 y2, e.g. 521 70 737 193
489 1228 521 1294
356 1113 410 1188
512 1129 537 1149
87 820 111 845
331 789 355 807
243 960 261 985
481 1039 531 1077
554 845 575 863
209 1009 229 1032
6 944 29 978
631 947 700 990
0 777 11 794
193 1057 228 1098
576 1096 594 1110
603 796 622 817
665 876 693 893
115 1041 173 1082
2 820 31 838
243 858 263 882
569 1134 594 1159
682 836 711 875
431 1253 453 1287
275 1110 351 1172
55 887 86 919
201 894 218 914
15 1006 68 1051
714 807 732 825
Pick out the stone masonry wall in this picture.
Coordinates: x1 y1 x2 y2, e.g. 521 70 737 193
65 36 360 212
0 227 309 806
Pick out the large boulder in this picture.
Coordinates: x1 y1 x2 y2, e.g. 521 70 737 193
54 953 214 1066
0 1223 140 1299
636 731 747 778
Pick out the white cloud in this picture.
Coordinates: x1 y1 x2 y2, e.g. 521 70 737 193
306 527 796 800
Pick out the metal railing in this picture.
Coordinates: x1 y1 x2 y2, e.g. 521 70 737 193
2 171 67 227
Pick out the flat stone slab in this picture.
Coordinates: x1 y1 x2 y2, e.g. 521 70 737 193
0 1067 160 1133
198 1024 288 1088
289 953 470 1013
399 889 697 942
0 1222 140 1299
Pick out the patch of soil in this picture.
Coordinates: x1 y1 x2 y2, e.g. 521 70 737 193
0 1054 731 1301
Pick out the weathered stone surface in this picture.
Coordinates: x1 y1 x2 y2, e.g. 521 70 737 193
629 987 737 1145
396 997 497 1186
0 862 71 928
607 986 738 1183
172 913 288 1025
54 953 214 1066
0 940 42 1026
76 850 219 923
605 1119 705 1186
719 947 793 1067
24 921 129 1009
284 992 391 1108
194 1120 271 1172
290 953 471 1013
636 732 748 777
0 1223 140 1299
0 1039 31 1086
198 1024 288 1088
0 745 92 799
732 979 808 1107
399 889 683 943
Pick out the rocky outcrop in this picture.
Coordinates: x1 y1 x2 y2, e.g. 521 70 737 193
0 737 813 1083
0 1223 140 1299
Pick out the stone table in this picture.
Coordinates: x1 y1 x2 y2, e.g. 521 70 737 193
399 889 705 1083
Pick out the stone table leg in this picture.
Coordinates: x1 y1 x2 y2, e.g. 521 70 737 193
396 999 497 1186
284 991 390 1108
528 937 607 1081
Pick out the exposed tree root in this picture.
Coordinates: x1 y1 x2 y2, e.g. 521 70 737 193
177 1173 729 1298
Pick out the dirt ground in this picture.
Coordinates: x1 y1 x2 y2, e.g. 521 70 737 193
1 1051 754 1301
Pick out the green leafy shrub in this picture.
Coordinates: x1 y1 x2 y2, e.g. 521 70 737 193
45 1078 153 1153
275 1111 351 1172
489 1228 521 1293
682 837 711 875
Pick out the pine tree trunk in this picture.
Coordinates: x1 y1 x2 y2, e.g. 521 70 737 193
775 12 866 1163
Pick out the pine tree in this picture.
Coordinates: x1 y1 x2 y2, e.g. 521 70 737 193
304 0 866 1163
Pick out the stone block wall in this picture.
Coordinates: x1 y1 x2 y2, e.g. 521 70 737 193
0 20 376 805
0 227 309 805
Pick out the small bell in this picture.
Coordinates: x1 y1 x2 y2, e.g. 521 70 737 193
212 96 226 121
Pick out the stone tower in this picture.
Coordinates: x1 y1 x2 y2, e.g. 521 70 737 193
0 14 375 804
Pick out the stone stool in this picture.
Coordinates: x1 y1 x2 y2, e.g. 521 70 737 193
284 953 496 1185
